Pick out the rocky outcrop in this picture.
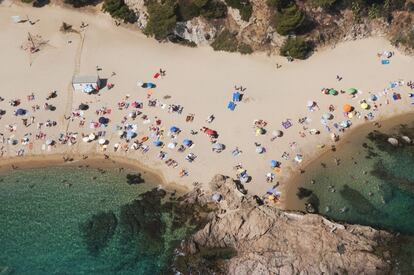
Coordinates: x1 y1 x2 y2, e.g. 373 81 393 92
174 17 217 45
176 175 393 274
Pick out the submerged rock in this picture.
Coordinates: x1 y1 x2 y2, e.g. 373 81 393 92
79 211 117 256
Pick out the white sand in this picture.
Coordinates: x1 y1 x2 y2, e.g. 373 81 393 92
1 2 413 206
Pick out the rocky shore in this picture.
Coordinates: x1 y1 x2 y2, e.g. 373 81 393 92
174 175 394 274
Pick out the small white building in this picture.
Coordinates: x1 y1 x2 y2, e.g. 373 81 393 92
72 75 100 93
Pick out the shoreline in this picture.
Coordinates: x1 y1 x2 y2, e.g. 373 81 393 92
0 153 190 195
1 2 413 209
283 110 414 210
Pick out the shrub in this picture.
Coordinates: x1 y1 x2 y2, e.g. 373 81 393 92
103 0 137 23
280 36 312 59
211 30 238 52
200 0 228 19
224 0 253 21
211 29 253 54
64 0 97 7
312 0 337 10
274 3 305 35
238 42 253 54
177 0 227 21
144 0 177 40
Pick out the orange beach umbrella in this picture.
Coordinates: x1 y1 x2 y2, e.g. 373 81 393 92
343 104 352 113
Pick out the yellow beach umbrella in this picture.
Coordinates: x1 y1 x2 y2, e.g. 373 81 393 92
361 102 369 109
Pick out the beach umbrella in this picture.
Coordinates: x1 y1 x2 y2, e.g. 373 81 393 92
343 104 352 113
15 108 26 116
322 113 333 120
126 130 136 140
170 126 179 133
347 88 358 95
137 81 144 87
255 128 264 136
360 102 369 109
256 146 265 154
294 154 303 163
99 117 109 124
153 140 163 147
79 103 89 110
212 143 224 150
167 142 177 149
88 133 96 141
183 139 192 147
82 136 90 143
45 139 54 146
272 130 283 137
329 89 338 95
270 160 279 168
98 138 107 145
205 129 217 137
370 94 378 101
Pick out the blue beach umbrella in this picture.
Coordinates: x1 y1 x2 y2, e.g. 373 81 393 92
270 160 279 168
183 139 192 146
15 108 27 116
153 140 163 146
170 126 179 133
126 130 136 139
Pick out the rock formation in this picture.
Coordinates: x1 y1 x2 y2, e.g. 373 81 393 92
175 175 393 274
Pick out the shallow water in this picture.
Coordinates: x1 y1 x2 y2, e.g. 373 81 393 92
289 117 414 273
0 166 190 274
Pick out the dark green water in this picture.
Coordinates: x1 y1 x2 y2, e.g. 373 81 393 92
292 118 414 273
0 166 193 274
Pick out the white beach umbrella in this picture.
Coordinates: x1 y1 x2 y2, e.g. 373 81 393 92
98 138 106 145
88 133 96 141
272 130 283 137
82 136 90 143
307 100 315 107
45 139 53 145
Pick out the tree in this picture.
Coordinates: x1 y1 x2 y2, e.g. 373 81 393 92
224 0 253 21
145 0 177 40
274 3 305 35
280 36 312 59
313 0 337 10
64 0 97 8
103 0 137 23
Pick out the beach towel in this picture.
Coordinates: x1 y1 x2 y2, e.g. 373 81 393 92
227 101 236 111
153 73 161 79
381 59 390 65
282 119 292 129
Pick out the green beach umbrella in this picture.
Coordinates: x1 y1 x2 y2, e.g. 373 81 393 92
347 88 358 95
329 89 338 95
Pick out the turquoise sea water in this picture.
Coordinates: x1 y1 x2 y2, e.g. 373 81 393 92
0 166 190 274
290 118 414 273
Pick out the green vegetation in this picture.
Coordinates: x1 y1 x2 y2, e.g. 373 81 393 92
21 0 34 3
211 30 239 52
211 29 253 54
224 0 253 21
280 36 312 59
102 0 137 23
312 0 337 10
144 0 177 40
177 0 227 21
392 30 414 50
64 0 97 7
237 42 253 55
274 3 305 35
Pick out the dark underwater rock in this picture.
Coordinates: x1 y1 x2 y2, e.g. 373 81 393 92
126 173 145 184
79 211 117 256
296 187 313 199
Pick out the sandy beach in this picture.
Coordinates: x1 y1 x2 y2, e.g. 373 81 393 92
1 1 413 206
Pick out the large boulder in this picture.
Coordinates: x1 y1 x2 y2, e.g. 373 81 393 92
177 175 393 274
